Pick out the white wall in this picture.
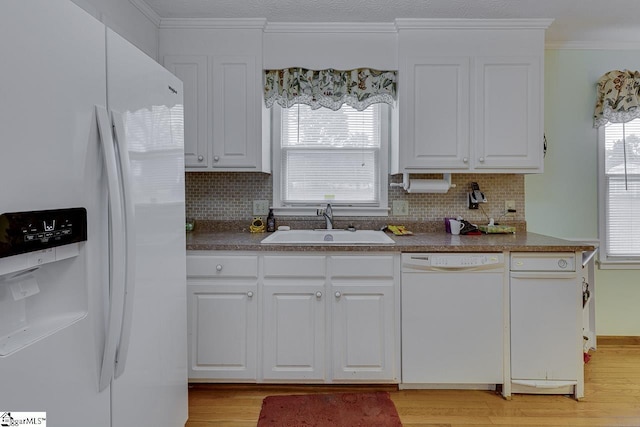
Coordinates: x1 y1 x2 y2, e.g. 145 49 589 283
526 48 640 336
71 0 158 60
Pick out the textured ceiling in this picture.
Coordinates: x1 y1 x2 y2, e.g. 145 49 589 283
139 0 640 45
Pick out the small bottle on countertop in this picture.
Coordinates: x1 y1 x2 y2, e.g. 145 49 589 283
266 208 276 232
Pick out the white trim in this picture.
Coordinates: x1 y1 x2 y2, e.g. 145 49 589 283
272 206 391 217
271 104 391 217
264 22 398 33
159 18 267 29
395 18 553 30
598 125 610 267
597 125 640 268
128 0 161 26
598 261 640 270
545 40 640 50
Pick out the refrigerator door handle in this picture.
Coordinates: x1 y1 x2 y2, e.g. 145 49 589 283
96 105 127 392
111 110 137 379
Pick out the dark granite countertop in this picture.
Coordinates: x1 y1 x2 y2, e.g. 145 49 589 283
186 229 595 253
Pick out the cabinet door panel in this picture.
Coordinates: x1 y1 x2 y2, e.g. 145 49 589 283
188 284 257 380
510 276 580 381
263 255 325 278
163 55 208 168
187 254 258 278
211 55 257 168
474 56 541 170
332 286 396 381
401 57 470 170
262 285 325 381
330 255 395 279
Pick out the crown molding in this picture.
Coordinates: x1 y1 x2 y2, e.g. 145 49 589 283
128 0 161 26
395 18 554 30
159 18 267 29
545 40 640 50
264 22 398 33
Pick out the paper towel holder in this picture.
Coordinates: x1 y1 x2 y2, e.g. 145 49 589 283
390 173 455 194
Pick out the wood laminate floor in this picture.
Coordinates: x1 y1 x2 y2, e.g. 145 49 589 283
186 344 640 426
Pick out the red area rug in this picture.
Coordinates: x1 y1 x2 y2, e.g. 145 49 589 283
257 391 403 426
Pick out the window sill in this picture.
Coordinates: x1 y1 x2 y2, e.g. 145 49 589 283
273 206 390 217
598 259 640 270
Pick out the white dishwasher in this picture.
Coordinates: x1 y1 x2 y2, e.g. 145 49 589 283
401 253 506 389
510 252 583 399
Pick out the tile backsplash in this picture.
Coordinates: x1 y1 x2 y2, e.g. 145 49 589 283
186 172 525 226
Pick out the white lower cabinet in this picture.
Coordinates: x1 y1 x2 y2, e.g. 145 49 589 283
262 255 326 381
187 251 399 383
262 286 326 381
332 285 396 381
330 255 398 382
186 254 258 381
262 253 400 383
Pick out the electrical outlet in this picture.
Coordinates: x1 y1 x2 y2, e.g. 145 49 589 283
253 200 270 216
505 200 516 211
392 200 409 216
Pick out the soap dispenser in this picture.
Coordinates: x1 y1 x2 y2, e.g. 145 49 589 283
266 208 276 232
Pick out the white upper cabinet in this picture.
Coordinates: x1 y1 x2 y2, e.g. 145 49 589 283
160 22 270 172
395 20 550 173
400 56 470 170
211 55 261 169
159 19 549 174
474 56 542 170
163 55 209 168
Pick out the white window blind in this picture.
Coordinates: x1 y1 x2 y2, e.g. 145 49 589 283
603 119 640 258
279 104 383 205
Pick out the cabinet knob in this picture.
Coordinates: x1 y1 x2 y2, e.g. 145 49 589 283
213 156 220 162
463 157 469 163
197 155 204 161
216 264 223 271
247 291 254 298
315 291 322 298
479 157 485 162
334 291 341 298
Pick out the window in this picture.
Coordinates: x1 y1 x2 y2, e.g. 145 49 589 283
599 118 640 266
272 103 389 216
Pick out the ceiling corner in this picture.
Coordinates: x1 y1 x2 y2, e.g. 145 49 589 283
129 0 161 27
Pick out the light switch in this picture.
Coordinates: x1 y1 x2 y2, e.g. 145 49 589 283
253 200 270 216
392 200 409 216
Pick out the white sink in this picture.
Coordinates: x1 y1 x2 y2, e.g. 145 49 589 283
260 229 395 245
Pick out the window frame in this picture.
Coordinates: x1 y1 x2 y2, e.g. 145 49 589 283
598 123 640 269
271 104 390 217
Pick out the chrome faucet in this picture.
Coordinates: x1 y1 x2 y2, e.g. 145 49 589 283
317 203 334 230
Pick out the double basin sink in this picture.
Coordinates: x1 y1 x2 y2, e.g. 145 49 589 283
261 229 395 245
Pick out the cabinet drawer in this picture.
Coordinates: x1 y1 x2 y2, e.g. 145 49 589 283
330 255 396 279
263 255 325 278
187 255 258 278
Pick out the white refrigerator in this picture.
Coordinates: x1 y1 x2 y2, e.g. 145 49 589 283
0 1 188 426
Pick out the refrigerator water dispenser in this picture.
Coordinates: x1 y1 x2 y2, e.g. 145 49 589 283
0 208 87 356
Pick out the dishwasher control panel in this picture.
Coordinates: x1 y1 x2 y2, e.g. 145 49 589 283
510 252 576 272
430 254 501 267
402 253 504 270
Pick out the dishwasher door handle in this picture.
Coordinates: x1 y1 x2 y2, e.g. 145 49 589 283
510 271 578 280
404 264 504 273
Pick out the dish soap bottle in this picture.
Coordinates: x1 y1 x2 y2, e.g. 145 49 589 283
266 208 276 232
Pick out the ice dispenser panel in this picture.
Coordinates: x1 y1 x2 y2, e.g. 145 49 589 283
1 208 87 259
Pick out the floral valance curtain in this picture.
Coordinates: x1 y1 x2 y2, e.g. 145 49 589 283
594 70 640 128
264 67 397 111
